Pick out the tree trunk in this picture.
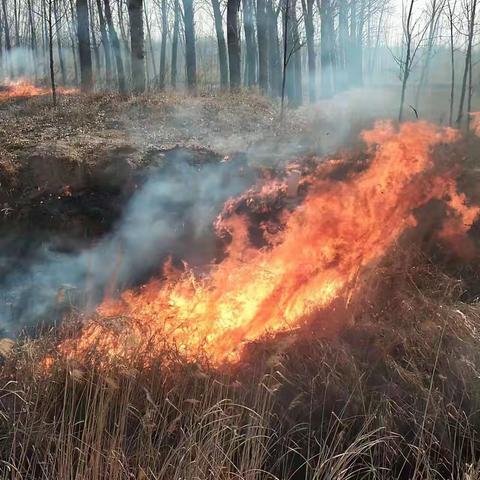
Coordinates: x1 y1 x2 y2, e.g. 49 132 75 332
27 0 37 79
183 0 197 89
227 0 241 88
399 0 415 121
54 0 67 84
158 0 167 88
171 0 179 87
291 0 302 104
211 0 229 88
257 0 268 91
104 0 126 92
242 0 256 86
2 0 12 77
448 1 455 126
76 0 94 91
69 0 80 84
128 0 145 92
301 0 315 101
89 0 101 79
267 0 281 96
96 0 113 84
456 0 476 126
319 0 334 97
48 0 57 105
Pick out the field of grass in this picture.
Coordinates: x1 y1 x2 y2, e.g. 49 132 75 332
1 245 480 479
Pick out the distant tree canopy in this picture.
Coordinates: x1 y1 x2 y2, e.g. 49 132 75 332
0 0 477 122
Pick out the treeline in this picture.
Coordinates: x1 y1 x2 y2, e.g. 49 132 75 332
0 0 392 103
0 0 479 119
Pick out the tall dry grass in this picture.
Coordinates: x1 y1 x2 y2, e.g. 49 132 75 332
1 248 480 479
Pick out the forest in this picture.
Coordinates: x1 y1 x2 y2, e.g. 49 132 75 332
1 0 480 479
0 0 478 122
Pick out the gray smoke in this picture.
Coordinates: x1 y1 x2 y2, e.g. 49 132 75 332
0 154 254 336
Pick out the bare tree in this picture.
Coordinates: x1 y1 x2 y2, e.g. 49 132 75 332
171 0 179 87
395 0 428 121
414 0 446 110
257 0 268 91
227 0 241 88
456 0 477 127
183 0 197 90
446 0 457 125
211 0 229 87
76 0 93 91
158 0 167 88
104 0 126 92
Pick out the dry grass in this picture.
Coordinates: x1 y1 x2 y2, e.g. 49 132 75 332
1 247 480 479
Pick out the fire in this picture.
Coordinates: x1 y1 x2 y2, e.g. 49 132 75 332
58 121 479 365
0 79 77 101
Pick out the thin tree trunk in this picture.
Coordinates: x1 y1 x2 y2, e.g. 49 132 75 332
257 0 269 91
104 0 126 92
48 0 57 105
89 0 100 79
267 0 281 96
280 0 288 117
227 0 241 88
242 0 256 86
144 5 156 81
158 0 167 88
2 0 12 77
291 0 302 104
27 0 37 79
96 0 112 83
211 0 228 87
69 0 80 84
77 0 94 90
171 0 179 87
128 0 145 92
301 0 314 101
319 0 334 98
54 0 67 84
456 0 476 126
448 1 455 126
183 0 197 89
399 0 415 121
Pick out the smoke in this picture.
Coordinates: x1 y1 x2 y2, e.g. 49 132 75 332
0 151 255 336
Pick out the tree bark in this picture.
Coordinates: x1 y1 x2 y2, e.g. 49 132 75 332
227 0 241 88
267 0 281 96
183 0 197 89
76 0 94 91
301 0 314 101
242 0 256 86
128 0 146 92
158 0 168 88
96 0 113 84
104 0 126 92
456 0 476 126
211 0 229 87
319 0 334 97
48 0 57 105
171 0 179 87
54 0 67 84
257 0 269 91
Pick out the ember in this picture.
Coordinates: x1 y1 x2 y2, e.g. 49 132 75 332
58 121 479 364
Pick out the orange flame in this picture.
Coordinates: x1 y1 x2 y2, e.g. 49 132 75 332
0 79 77 101
58 121 479 365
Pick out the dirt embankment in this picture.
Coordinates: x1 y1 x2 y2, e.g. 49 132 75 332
0 92 309 236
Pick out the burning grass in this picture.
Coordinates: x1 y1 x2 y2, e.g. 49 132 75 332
1 120 480 478
2 249 480 479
